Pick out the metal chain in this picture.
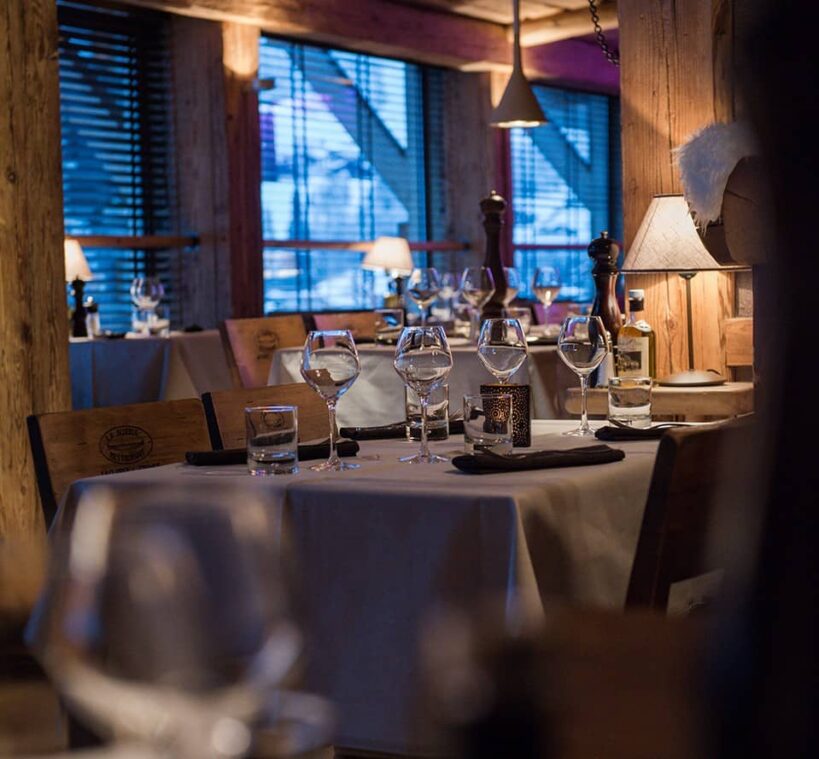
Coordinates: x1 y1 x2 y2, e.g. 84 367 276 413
588 0 620 67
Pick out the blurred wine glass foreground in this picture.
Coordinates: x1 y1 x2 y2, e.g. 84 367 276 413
34 487 307 758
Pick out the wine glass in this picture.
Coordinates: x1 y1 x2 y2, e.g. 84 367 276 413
35 486 302 758
393 326 453 464
406 268 441 327
477 318 528 384
501 267 521 306
532 267 562 327
439 272 460 321
301 330 361 471
131 276 165 335
460 267 495 342
557 315 609 436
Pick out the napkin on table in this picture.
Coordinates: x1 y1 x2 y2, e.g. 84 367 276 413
451 445 625 474
340 419 465 441
185 439 359 466
594 423 687 442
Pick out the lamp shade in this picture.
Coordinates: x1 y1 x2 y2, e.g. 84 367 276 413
64 238 93 282
623 194 744 273
362 237 413 274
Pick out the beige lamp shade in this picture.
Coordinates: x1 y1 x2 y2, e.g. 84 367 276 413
64 238 93 281
623 194 744 273
363 237 413 275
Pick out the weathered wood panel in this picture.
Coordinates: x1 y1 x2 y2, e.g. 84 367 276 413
619 0 736 379
0 0 71 538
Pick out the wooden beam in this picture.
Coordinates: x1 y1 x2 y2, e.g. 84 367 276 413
619 0 735 379
71 234 198 249
0 0 71 538
222 22 264 318
519 5 617 48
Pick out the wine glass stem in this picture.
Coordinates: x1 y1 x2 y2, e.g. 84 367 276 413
327 400 338 464
420 395 430 460
420 308 427 327
579 374 590 433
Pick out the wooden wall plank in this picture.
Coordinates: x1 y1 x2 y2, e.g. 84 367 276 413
0 0 71 538
619 0 736 379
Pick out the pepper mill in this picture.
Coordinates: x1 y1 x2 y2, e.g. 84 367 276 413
480 190 507 321
588 230 622 342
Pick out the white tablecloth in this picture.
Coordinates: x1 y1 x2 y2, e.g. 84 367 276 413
269 338 562 427
41 421 657 755
69 331 233 409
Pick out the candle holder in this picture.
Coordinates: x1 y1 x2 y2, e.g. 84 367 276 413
479 383 531 447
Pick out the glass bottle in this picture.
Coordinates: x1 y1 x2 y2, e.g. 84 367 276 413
616 289 656 378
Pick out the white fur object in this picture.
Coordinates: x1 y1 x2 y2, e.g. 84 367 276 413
673 122 758 229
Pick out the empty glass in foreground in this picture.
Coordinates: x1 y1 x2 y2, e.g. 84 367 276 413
246 405 299 475
463 393 514 455
477 318 528 384
301 330 361 471
393 326 453 464
557 315 609 437
608 376 653 428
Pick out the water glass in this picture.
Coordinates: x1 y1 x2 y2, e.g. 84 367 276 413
504 307 532 335
246 405 299 475
406 384 449 441
375 308 405 344
608 377 653 428
463 393 514 455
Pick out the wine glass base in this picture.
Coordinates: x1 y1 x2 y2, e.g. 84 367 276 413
563 427 596 437
399 452 449 464
309 459 360 472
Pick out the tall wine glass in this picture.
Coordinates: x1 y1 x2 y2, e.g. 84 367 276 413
532 267 562 327
557 315 609 436
393 326 453 464
501 267 521 306
407 268 441 327
130 276 165 311
460 267 495 341
477 318 528 384
35 486 302 758
301 330 361 471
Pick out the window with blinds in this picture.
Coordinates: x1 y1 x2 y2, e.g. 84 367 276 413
511 85 620 303
259 37 436 312
58 0 177 332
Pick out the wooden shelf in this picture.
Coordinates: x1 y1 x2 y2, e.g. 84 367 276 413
564 381 754 420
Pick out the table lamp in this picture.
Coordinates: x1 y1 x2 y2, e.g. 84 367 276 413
363 236 414 307
622 194 745 386
65 238 93 338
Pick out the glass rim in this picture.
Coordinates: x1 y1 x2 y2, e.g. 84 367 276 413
244 404 298 414
306 329 355 338
608 376 653 385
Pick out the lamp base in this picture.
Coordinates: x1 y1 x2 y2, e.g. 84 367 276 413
657 369 726 387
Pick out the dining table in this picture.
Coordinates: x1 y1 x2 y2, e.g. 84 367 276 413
269 337 564 427
36 419 660 756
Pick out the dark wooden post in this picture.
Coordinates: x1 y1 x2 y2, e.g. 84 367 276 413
480 190 508 320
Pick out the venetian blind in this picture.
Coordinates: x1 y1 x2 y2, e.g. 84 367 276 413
259 36 439 313
58 0 178 332
511 85 621 303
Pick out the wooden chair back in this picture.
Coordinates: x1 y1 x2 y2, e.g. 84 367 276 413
27 398 211 530
202 383 329 450
312 311 377 341
626 420 747 611
725 317 753 369
220 315 307 389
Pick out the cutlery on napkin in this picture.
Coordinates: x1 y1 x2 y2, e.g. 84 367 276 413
451 445 625 474
340 417 465 441
594 422 689 441
185 439 360 466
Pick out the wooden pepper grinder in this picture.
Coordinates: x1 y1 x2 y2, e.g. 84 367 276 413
480 190 507 321
588 230 622 342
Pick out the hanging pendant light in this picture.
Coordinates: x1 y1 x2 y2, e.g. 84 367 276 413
490 0 547 128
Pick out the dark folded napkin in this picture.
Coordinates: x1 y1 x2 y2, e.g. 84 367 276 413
595 423 686 442
185 439 359 466
340 419 465 441
451 444 625 474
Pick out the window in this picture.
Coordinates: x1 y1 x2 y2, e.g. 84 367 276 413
511 85 621 303
58 0 177 332
259 37 437 313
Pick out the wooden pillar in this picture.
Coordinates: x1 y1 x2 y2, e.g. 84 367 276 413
619 0 736 379
222 23 263 318
0 0 71 538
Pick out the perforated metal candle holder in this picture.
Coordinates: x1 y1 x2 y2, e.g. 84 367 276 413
479 383 531 447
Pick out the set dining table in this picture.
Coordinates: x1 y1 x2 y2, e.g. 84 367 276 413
39 419 660 756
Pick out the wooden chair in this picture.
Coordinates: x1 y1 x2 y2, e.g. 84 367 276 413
219 315 308 389
625 419 749 611
202 383 329 450
312 311 377 341
27 398 211 530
